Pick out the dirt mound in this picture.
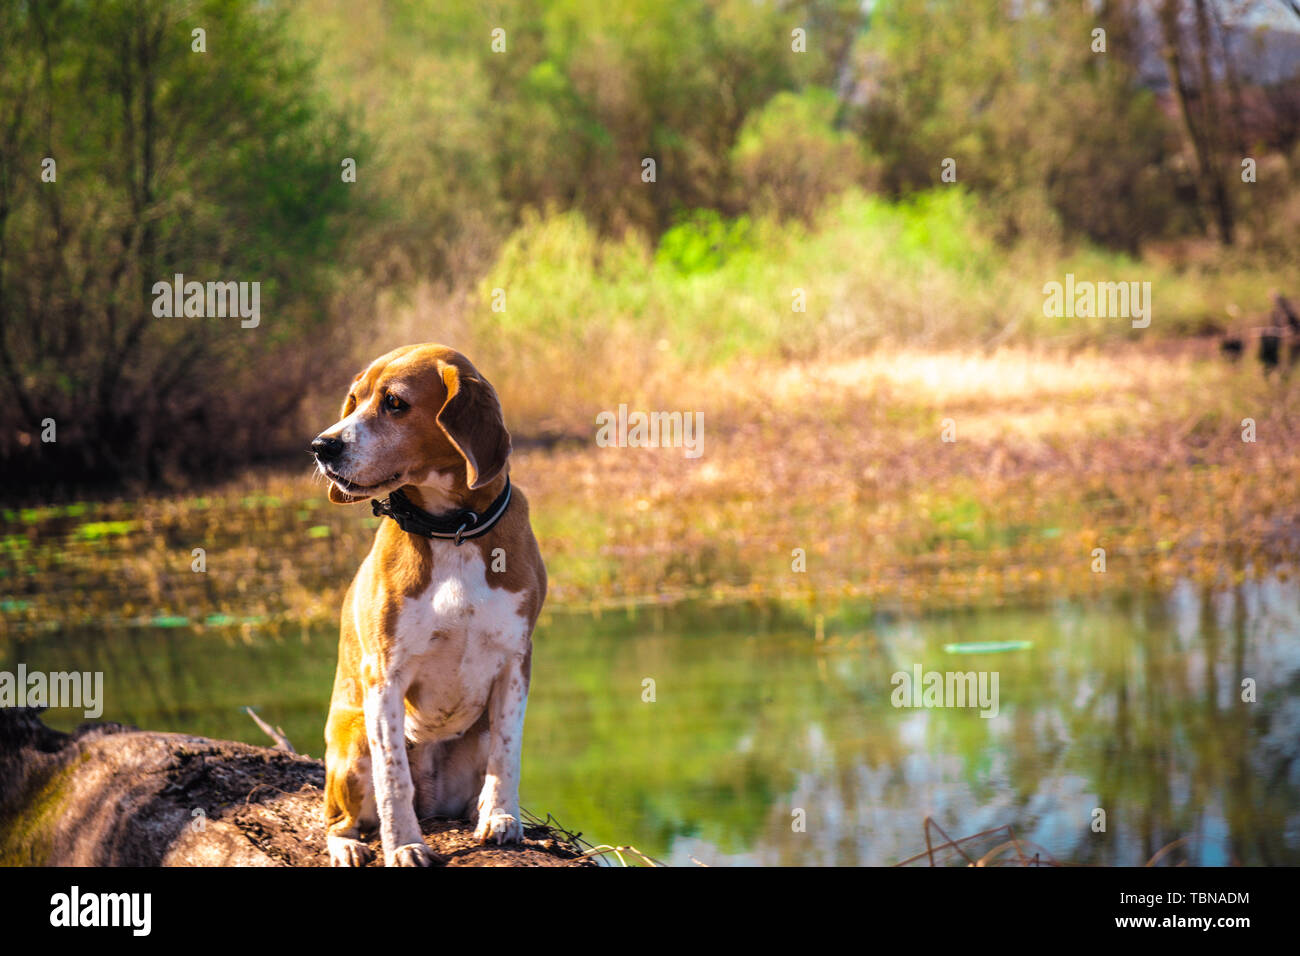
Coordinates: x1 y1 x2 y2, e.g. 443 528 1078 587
0 708 592 867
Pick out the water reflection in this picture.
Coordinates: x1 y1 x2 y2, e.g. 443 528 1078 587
650 576 1300 866
7 577 1300 866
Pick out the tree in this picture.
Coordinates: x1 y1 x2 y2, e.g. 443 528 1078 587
1158 0 1238 243
854 0 1172 252
0 0 363 486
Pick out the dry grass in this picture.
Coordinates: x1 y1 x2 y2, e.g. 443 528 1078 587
896 817 1197 867
3 343 1299 637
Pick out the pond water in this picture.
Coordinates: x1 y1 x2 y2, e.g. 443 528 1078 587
9 577 1300 866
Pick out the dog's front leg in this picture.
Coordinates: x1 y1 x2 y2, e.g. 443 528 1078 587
364 672 441 866
474 650 530 844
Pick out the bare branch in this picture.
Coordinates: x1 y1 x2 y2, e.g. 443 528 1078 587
244 707 297 754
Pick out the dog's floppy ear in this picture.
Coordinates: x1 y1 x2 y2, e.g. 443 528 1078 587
337 386 359 421
436 362 512 490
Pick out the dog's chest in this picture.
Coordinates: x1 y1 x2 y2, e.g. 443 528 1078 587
392 545 525 740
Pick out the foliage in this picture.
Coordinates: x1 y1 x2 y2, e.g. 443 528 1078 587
0 0 366 484
467 188 1291 432
3 0 1299 485
731 87 869 222
656 209 755 274
854 0 1174 251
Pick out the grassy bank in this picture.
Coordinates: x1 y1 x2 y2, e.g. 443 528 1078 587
4 343 1299 640
368 188 1295 435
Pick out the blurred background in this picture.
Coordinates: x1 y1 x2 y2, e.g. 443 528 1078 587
3 0 1300 865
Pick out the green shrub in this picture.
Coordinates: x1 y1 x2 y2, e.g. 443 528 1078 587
731 88 869 222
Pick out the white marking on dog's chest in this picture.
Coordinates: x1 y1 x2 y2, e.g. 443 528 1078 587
393 544 528 741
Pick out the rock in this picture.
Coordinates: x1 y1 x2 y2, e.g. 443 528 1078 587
0 708 592 867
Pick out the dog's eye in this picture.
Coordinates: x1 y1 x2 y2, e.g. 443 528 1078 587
384 393 407 412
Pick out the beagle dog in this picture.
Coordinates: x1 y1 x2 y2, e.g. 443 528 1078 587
312 344 546 867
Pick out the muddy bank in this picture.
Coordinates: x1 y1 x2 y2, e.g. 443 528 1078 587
0 708 592 866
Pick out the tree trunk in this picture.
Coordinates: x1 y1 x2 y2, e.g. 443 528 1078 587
1158 0 1236 244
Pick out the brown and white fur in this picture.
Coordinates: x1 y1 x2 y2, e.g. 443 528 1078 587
312 344 545 867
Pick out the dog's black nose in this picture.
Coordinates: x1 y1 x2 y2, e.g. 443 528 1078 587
312 435 344 460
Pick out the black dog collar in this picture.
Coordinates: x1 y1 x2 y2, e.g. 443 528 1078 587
371 478 511 545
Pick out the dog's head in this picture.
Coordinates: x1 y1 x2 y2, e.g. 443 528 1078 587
312 344 512 504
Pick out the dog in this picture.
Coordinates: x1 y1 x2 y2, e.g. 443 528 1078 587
312 344 546 867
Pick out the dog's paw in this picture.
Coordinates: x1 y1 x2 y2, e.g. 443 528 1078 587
387 841 445 867
328 835 375 867
474 809 523 845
